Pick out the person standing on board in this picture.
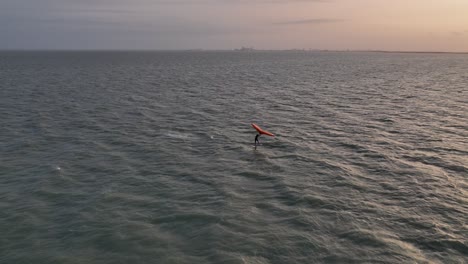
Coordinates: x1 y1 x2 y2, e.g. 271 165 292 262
254 133 261 149
251 123 274 149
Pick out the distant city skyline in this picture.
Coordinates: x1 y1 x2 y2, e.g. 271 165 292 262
1 0 467 52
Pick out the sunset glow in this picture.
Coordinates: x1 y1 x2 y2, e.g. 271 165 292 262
1 0 467 51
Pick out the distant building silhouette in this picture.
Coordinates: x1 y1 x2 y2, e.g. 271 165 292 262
234 46 255 52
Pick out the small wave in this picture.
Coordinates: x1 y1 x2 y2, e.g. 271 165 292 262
402 154 467 174
165 132 193 140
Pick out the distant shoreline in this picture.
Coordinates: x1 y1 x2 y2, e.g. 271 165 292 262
1 49 467 54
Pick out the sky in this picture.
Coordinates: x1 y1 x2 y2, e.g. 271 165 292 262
1 0 467 51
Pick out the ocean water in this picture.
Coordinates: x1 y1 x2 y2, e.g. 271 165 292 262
0 51 467 263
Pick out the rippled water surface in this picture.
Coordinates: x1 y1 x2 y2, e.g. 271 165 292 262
1 51 467 263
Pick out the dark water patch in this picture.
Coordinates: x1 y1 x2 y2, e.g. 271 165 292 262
405 238 468 256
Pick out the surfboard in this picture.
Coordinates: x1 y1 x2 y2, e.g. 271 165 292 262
251 123 274 137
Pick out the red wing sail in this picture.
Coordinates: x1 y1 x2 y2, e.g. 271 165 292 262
251 123 274 137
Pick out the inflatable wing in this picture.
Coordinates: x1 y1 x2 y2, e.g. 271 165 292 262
251 123 274 137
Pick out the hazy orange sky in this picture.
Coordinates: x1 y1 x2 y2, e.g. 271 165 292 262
1 0 467 51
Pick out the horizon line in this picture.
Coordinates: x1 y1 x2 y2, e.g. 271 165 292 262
1 49 468 54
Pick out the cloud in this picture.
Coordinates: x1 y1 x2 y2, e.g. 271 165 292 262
136 0 331 4
220 0 331 2
450 30 468 37
0 0 334 49
274 18 344 25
